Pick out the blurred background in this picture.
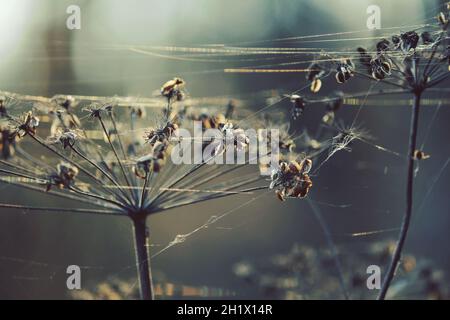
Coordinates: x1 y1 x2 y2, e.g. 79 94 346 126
0 0 448 299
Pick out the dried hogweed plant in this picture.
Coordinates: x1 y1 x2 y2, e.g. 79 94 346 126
0 75 351 299
1 5 449 301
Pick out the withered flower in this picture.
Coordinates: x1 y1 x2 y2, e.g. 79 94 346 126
399 31 420 53
161 77 185 101
307 63 325 93
134 141 169 178
83 103 113 119
270 158 313 201
144 122 178 145
46 162 79 191
335 59 354 84
47 129 80 149
9 111 40 139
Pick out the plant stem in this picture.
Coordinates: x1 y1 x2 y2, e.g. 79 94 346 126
132 216 154 300
378 90 421 300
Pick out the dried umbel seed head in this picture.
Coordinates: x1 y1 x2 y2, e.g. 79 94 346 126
134 141 169 178
144 122 178 145
161 77 185 100
270 158 313 201
83 103 113 119
134 154 154 178
370 55 392 80
289 95 306 120
10 111 40 139
335 59 354 84
47 129 80 149
399 31 419 52
47 162 79 191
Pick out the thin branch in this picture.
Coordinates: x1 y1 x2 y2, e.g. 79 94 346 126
0 203 123 216
378 91 422 299
98 116 133 195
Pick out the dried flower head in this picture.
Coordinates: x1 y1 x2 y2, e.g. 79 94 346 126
47 128 81 149
46 161 79 191
270 158 313 201
335 59 355 84
134 141 169 178
144 122 178 145
161 77 186 101
83 103 113 119
9 111 40 139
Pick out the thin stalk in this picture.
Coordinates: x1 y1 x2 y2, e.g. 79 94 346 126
98 116 133 195
140 172 150 209
0 178 117 209
378 90 422 300
109 111 140 202
0 204 122 216
70 145 131 204
26 133 119 198
68 186 128 210
153 184 267 212
0 168 45 182
132 216 154 300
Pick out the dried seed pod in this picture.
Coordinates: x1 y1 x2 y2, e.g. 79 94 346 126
310 78 322 93
400 31 419 52
47 162 79 191
413 150 430 160
270 158 313 201
161 77 185 99
438 12 448 26
335 59 354 84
